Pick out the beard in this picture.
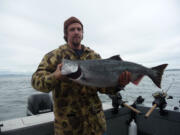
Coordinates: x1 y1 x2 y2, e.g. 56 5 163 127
72 41 80 47
72 36 82 47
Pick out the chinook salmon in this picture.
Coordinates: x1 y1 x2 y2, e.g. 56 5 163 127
61 55 168 88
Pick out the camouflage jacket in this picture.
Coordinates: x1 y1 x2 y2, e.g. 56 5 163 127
31 44 118 135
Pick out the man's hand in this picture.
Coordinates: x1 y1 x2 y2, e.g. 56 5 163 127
119 71 131 87
52 63 64 80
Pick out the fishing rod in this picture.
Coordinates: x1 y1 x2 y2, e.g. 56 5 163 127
165 78 174 94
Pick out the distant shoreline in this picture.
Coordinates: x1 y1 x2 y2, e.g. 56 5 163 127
165 69 180 71
0 69 179 76
0 74 32 77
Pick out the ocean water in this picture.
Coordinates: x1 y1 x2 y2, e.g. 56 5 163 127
0 70 180 121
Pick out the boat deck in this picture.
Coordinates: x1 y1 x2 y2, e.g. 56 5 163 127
1 104 180 135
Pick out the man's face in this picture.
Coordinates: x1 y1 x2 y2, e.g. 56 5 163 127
67 23 83 47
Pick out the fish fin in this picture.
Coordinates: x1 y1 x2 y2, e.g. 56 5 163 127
132 75 144 85
108 55 123 61
150 64 168 88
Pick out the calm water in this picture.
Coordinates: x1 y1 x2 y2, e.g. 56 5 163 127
0 70 180 121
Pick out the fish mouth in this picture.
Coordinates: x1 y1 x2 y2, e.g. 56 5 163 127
66 66 82 80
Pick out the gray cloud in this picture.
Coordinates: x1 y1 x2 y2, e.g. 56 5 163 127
0 0 180 73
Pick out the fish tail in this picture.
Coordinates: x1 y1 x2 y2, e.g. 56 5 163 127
150 64 168 88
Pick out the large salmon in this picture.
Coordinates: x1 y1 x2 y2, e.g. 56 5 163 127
61 55 168 88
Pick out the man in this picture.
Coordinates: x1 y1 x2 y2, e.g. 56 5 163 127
31 17 131 135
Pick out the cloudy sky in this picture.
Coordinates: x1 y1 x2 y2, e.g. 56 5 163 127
1 0 180 74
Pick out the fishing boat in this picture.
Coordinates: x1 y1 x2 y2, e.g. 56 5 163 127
0 92 180 135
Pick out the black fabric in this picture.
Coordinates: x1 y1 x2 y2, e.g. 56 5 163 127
73 49 84 57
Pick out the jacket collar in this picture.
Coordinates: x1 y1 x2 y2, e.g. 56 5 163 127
65 43 91 54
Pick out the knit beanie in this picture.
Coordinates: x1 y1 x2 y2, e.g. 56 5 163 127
64 17 83 42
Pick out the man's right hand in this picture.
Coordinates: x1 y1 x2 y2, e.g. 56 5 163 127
53 63 64 80
119 71 131 87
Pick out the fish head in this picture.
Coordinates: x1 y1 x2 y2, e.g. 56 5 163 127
61 59 79 75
